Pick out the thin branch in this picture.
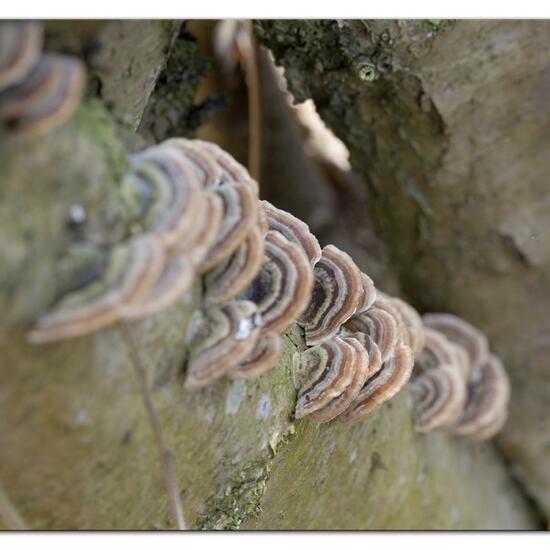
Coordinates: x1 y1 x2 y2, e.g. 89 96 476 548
244 20 262 183
0 479 28 530
120 323 186 530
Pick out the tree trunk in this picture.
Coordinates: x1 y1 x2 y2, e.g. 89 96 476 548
0 20 543 530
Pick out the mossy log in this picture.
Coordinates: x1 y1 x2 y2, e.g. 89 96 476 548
0 20 541 530
258 19 550 520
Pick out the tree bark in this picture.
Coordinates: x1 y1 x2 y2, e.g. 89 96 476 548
258 19 550 519
0 20 542 530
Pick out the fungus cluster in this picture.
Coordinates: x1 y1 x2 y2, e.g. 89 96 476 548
27 132 510 440
409 314 510 441
0 21 85 139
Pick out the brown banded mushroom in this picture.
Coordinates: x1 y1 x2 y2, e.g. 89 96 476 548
199 181 259 272
413 327 471 381
298 244 363 346
423 313 489 376
0 53 85 138
0 21 43 91
261 200 321 267
293 336 357 419
340 330 383 380
124 145 205 253
27 235 165 344
228 332 283 380
120 256 194 320
177 191 224 267
340 344 414 424
160 138 223 190
409 364 467 432
193 139 259 195
241 230 314 335
184 300 262 390
309 337 371 424
343 306 399 363
452 354 510 441
204 225 265 304
386 295 425 358
356 272 377 314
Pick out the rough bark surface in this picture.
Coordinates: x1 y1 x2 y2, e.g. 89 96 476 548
258 19 550 519
0 20 543 530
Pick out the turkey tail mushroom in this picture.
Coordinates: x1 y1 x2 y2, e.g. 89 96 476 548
228 332 283 380
0 21 43 91
241 230 314 335
452 354 511 441
184 300 262 390
27 235 165 344
293 336 357 419
0 53 85 138
409 364 468 432
261 200 321 267
298 244 363 346
340 344 414 424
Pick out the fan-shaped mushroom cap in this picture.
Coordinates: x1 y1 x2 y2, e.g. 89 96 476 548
386 295 425 357
410 364 467 432
199 182 259 271
28 235 165 344
204 225 264 304
160 138 223 189
120 256 194 320
293 336 357 419
180 191 224 266
228 332 283 380
340 344 414 424
451 354 510 441
185 300 262 390
309 337 371 423
423 313 489 374
241 230 314 335
125 145 206 253
340 330 383 380
413 327 471 381
0 21 43 91
343 306 399 364
260 200 321 267
298 244 363 346
193 139 259 194
356 272 377 314
0 53 85 138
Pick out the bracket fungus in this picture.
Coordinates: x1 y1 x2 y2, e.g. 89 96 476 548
120 256 194 320
343 306 400 364
293 336 357 420
356 272 377 314
241 230 314 336
125 146 205 253
452 354 511 441
199 181 259 272
261 200 321 267
184 300 262 390
423 313 489 376
228 332 283 380
160 138 223 190
298 244 363 346
0 53 85 138
340 344 414 424
28 235 165 344
308 337 371 424
0 21 43 91
409 364 468 432
204 225 265 304
413 327 471 381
